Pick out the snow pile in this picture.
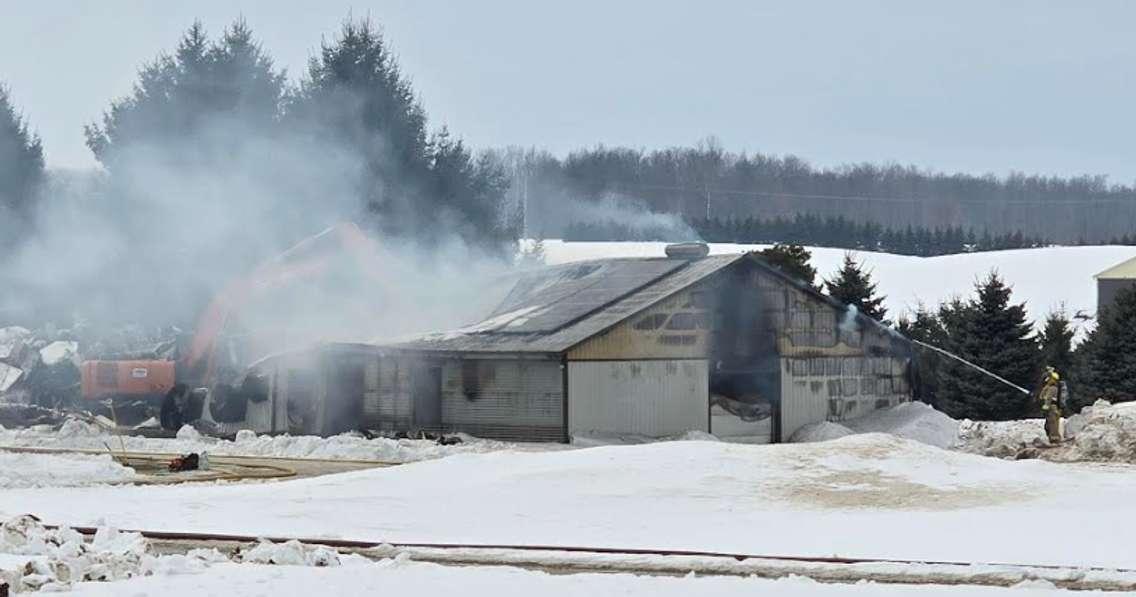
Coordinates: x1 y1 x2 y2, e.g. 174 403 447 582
0 515 364 593
0 514 154 592
789 421 853 443
955 419 1048 458
675 430 720 442
843 402 961 449
0 452 136 488
0 421 565 464
240 540 361 567
175 425 201 441
789 402 960 448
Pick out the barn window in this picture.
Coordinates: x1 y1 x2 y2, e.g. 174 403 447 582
633 313 668 330
665 312 699 330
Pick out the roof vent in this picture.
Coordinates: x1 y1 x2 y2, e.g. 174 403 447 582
665 242 710 260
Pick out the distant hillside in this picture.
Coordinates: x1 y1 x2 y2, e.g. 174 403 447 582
490 145 1136 243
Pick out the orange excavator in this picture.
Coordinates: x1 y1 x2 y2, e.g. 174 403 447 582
79 222 383 429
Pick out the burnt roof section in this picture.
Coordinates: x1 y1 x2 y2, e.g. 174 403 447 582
382 250 907 355
487 259 686 333
385 254 744 354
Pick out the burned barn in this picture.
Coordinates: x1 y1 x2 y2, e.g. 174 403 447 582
245 244 913 442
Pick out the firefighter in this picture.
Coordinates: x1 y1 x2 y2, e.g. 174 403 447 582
1039 366 1063 443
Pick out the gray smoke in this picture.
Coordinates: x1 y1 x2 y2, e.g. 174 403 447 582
1 110 515 353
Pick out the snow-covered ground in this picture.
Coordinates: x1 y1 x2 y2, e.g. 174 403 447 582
3 434 1136 571
64 559 1094 597
0 451 135 488
537 241 1136 329
7 402 1136 593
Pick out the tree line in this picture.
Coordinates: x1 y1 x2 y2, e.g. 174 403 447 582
492 143 1136 244
564 214 1061 256
1 18 511 259
0 18 512 326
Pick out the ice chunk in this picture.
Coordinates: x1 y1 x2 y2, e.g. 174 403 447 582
0 362 23 393
176 425 202 441
0 326 31 364
39 341 79 366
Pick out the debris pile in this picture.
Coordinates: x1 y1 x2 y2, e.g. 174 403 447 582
0 323 178 420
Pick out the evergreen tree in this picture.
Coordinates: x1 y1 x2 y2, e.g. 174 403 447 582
757 244 818 288
824 253 887 322
1039 310 1074 378
0 84 45 248
1075 286 1136 405
289 18 510 251
935 273 1039 420
85 20 285 171
896 306 947 406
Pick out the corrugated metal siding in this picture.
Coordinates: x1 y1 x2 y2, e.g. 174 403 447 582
779 360 832 441
1099 279 1136 313
568 360 708 438
437 359 563 442
569 287 713 360
779 356 910 440
365 356 413 434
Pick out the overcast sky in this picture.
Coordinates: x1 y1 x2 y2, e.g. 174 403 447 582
1 1 1134 181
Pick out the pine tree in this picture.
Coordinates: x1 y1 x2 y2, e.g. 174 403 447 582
289 18 509 251
757 244 818 288
1039 310 1074 378
896 306 947 406
0 84 45 248
1074 285 1136 405
935 273 1039 420
85 20 285 170
824 253 887 322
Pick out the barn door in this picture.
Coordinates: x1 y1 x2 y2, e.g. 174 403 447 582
412 363 443 429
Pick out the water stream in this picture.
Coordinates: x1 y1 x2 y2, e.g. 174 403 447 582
910 339 1031 396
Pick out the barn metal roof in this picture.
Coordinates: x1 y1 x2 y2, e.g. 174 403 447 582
384 254 746 354
1096 256 1136 280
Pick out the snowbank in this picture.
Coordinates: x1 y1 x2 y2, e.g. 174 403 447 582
0 421 566 464
5 434 1128 569
956 419 1048 458
955 401 1136 462
789 421 853 443
1060 400 1136 461
789 402 960 449
843 402 961 449
0 514 366 593
0 452 136 488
